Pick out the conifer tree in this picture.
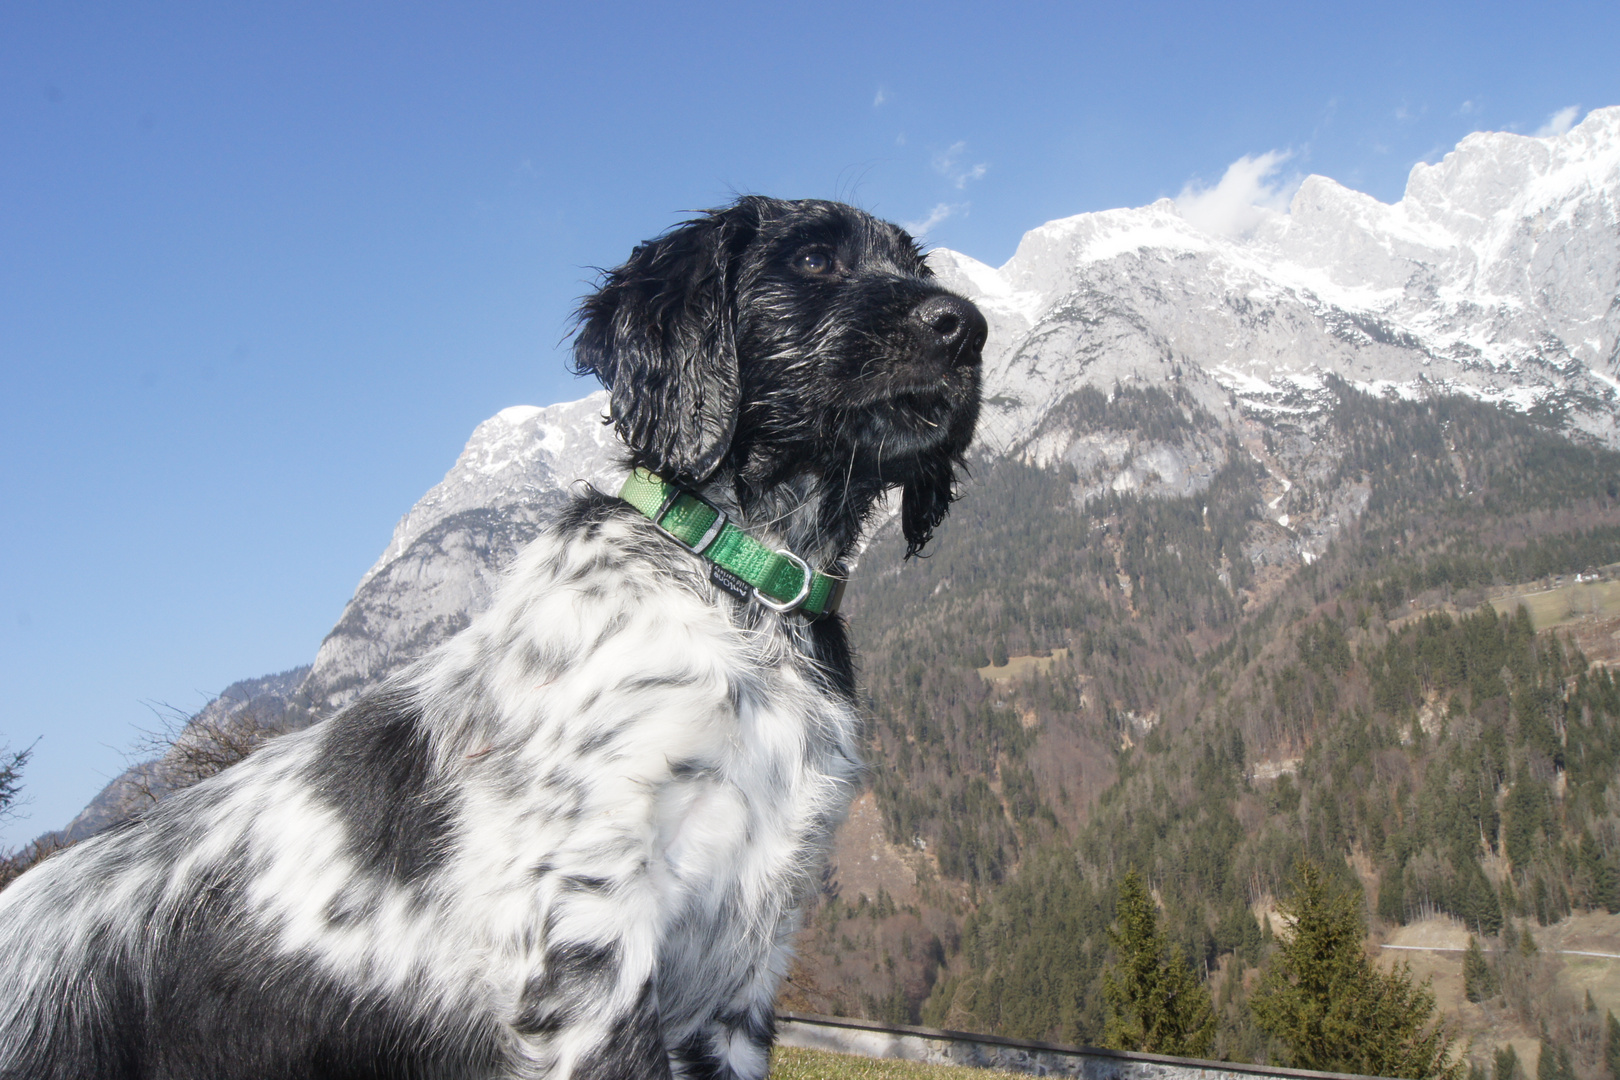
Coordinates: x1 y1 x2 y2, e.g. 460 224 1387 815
1605 1011 1620 1080
1536 1041 1574 1080
1495 1045 1520 1080
1102 869 1216 1057
1462 936 1497 1003
1250 861 1462 1080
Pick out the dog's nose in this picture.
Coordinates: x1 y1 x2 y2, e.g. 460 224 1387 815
910 294 988 363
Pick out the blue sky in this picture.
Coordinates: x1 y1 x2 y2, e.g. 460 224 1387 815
3 1 1618 845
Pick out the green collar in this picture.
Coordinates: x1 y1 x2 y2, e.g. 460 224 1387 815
618 468 845 618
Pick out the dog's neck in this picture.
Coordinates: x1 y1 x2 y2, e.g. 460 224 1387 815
682 466 890 575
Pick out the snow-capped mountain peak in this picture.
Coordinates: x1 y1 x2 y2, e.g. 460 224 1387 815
930 105 1620 455
359 391 619 591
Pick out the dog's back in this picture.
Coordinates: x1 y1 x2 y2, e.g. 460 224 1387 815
0 719 507 1079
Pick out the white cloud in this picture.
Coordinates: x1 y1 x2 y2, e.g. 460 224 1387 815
903 202 966 235
1535 105 1581 137
932 141 989 190
1459 99 1476 115
873 86 887 108
1173 151 1299 239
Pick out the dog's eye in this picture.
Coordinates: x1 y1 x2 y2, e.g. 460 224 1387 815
795 251 836 275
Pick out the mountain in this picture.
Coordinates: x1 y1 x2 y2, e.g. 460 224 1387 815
300 393 622 716
938 105 1620 457
819 395 1620 1053
31 107 1620 1071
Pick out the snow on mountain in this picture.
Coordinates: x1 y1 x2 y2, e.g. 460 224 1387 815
933 106 1620 459
299 391 621 714
359 392 620 590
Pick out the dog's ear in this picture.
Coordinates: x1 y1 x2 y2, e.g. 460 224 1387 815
573 208 757 484
900 449 962 559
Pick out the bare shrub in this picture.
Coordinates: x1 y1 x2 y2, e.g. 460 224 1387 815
119 702 293 813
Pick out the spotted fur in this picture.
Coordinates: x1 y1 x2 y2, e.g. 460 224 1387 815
0 196 985 1079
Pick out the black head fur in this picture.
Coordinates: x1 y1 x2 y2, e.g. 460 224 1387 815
573 196 984 558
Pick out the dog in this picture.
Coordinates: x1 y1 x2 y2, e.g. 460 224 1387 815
0 195 985 1079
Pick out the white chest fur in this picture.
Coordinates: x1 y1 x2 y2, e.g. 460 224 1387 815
414 509 862 1044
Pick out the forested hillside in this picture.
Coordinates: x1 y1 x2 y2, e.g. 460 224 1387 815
784 382 1620 1075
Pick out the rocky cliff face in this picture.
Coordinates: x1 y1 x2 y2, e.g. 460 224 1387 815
59 109 1620 832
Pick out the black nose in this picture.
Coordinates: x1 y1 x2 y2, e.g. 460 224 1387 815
910 294 987 363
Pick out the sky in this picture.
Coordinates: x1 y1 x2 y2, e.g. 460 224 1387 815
3 0 1620 846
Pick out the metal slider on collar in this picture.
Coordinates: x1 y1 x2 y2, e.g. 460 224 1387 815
652 487 729 556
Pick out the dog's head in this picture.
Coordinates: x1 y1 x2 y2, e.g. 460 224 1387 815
573 196 985 557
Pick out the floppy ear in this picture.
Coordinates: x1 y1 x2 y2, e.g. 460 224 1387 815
900 449 962 559
572 209 755 484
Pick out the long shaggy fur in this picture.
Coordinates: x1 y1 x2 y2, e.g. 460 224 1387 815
0 196 985 1079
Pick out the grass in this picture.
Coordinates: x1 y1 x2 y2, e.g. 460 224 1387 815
770 1045 1000 1078
1490 579 1620 630
977 647 1070 683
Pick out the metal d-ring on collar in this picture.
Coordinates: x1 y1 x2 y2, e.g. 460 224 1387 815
754 549 812 613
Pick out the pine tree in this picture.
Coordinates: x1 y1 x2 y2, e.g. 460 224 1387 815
1496 1045 1520 1080
1605 1011 1620 1080
1537 1041 1574 1080
1250 861 1462 1080
1102 869 1217 1057
1462 936 1497 1003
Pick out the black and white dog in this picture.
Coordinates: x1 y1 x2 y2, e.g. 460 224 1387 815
0 196 985 1079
